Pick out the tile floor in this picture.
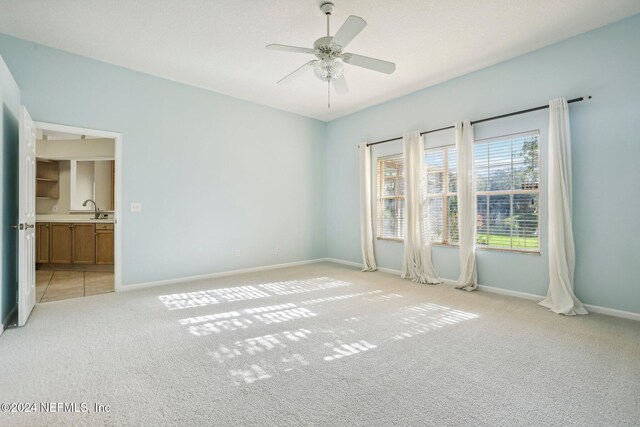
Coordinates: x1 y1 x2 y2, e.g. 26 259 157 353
36 270 114 303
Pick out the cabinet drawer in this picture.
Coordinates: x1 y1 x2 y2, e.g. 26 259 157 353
96 223 114 230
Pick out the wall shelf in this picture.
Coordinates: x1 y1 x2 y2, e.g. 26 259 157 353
36 158 60 199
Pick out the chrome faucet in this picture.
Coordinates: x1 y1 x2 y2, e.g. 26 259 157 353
83 199 101 219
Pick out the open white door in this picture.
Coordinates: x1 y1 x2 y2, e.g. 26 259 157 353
18 106 36 326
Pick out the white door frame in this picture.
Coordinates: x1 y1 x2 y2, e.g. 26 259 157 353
34 121 123 291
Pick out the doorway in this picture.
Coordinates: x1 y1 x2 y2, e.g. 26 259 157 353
32 122 122 304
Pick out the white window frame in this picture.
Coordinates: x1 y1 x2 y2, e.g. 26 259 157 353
376 154 405 241
474 130 541 253
425 146 457 246
375 130 541 254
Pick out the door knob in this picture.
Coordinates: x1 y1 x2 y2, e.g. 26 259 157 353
13 223 34 230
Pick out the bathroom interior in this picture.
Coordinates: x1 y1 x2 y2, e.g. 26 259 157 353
34 129 116 303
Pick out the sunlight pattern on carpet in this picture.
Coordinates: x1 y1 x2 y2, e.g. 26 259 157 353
168 277 478 386
392 303 479 340
159 277 352 310
180 304 317 336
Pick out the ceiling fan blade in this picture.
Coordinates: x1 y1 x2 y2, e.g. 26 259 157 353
342 53 396 74
266 44 315 55
277 61 316 84
332 75 349 95
331 15 367 49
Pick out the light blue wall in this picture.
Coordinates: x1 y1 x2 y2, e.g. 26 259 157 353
0 34 327 287
0 54 20 324
1 14 638 313
326 14 640 313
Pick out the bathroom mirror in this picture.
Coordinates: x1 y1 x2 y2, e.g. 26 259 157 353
70 160 114 211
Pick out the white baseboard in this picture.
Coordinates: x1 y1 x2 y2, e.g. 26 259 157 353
437 278 540 300
581 304 640 321
1 305 18 335
475 283 640 321
118 256 640 321
377 266 402 275
122 258 327 292
325 258 406 275
476 284 544 301
323 258 640 322
324 258 362 269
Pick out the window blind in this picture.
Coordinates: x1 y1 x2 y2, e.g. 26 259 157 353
377 155 405 239
376 131 540 252
475 131 540 251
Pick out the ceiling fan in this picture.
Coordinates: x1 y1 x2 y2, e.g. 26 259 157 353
266 2 396 108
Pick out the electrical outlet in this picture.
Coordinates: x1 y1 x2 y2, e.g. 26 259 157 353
52 205 58 212
235 249 240 257
130 202 142 213
275 246 281 253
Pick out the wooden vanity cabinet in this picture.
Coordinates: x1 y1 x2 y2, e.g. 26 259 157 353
36 223 50 263
38 222 113 266
95 223 114 265
72 223 96 264
49 223 73 264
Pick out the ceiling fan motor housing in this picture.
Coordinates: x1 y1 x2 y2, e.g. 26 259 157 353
313 37 343 60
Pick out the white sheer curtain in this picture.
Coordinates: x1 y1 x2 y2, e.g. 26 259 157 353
455 121 477 291
539 98 587 315
359 144 377 272
401 131 440 284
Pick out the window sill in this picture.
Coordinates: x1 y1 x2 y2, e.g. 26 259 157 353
377 237 404 243
376 237 540 255
477 246 541 256
432 242 459 248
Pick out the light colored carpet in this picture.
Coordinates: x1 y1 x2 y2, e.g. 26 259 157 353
0 262 638 426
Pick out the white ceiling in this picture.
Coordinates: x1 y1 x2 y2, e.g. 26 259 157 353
1 1 638 121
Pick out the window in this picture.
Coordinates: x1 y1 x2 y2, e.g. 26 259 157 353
377 155 405 240
474 131 540 252
377 147 459 244
424 147 458 244
376 131 540 252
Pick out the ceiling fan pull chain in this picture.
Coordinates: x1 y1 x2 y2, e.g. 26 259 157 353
328 80 331 109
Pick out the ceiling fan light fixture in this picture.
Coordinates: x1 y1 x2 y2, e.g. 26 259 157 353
313 59 344 81
266 2 395 108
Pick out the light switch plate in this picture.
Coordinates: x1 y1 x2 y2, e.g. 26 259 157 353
130 202 142 213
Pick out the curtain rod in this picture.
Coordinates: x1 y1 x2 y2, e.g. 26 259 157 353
365 96 592 147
